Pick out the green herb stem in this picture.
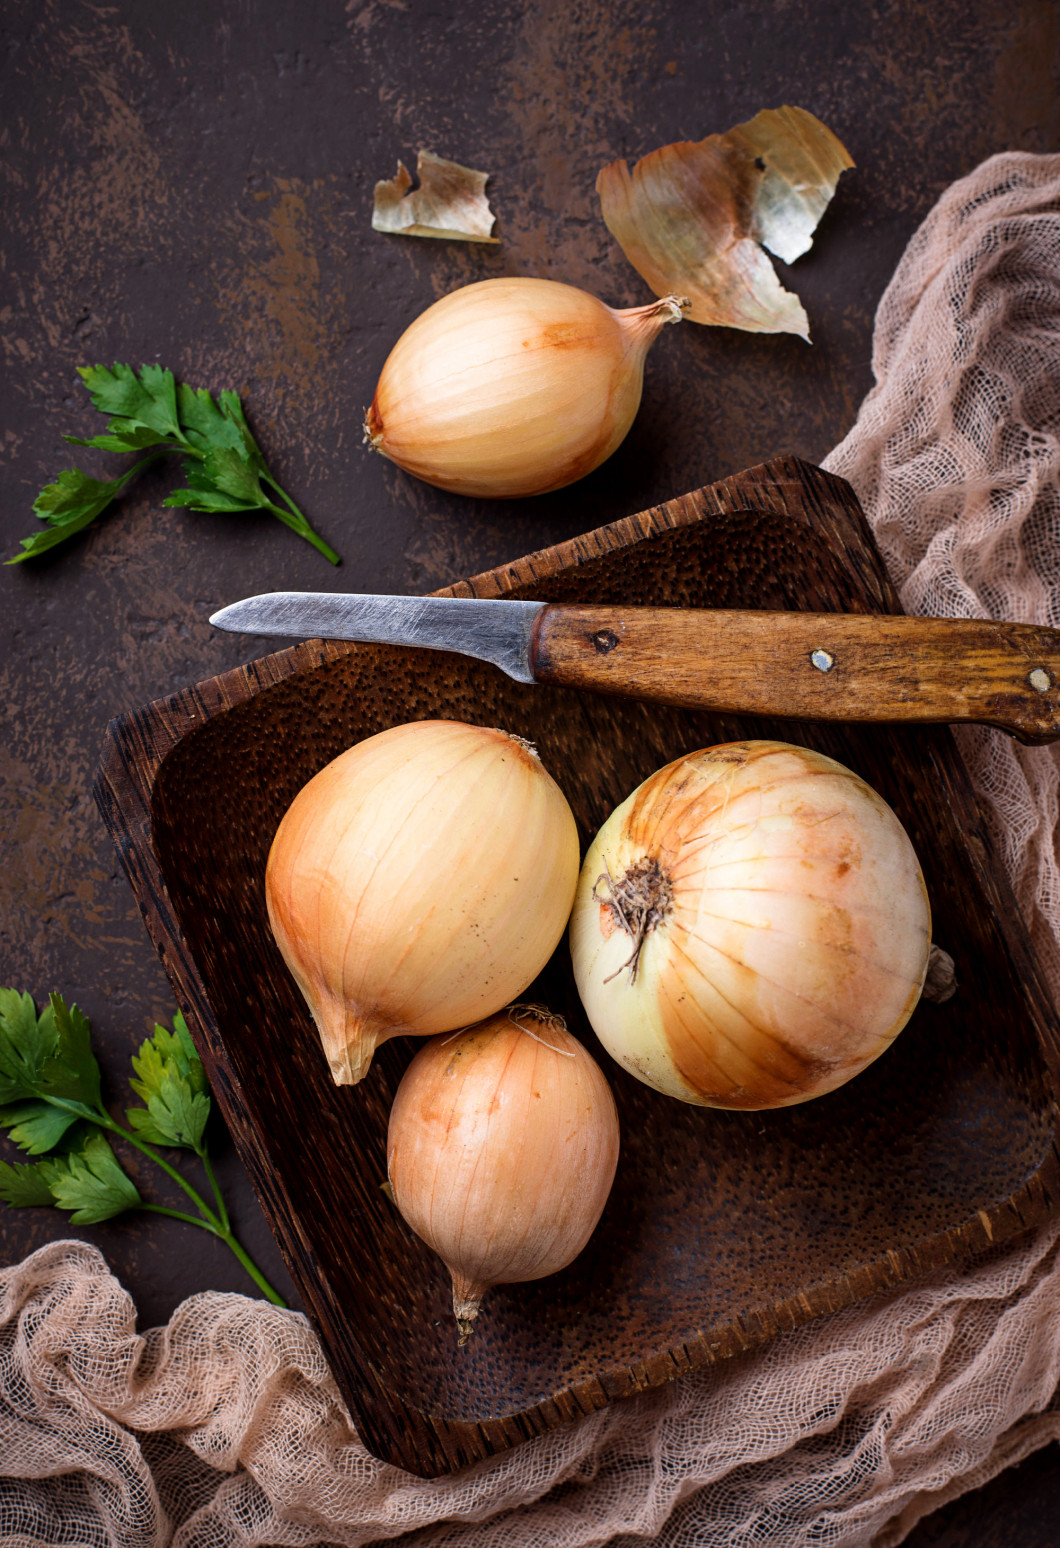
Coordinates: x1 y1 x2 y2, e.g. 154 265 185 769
98 1114 220 1225
140 1203 222 1231
216 1227 286 1306
113 449 171 485
110 1119 284 1305
137 1202 284 1305
262 471 306 521
263 499 341 565
201 1148 230 1234
121 1123 284 1305
12 364 341 565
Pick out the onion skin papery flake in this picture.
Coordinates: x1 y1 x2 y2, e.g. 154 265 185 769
387 1007 620 1340
371 149 499 243
570 741 931 1109
596 106 854 339
265 721 579 1086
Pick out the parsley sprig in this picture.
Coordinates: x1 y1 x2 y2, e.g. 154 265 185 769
8 363 339 566
0 988 284 1306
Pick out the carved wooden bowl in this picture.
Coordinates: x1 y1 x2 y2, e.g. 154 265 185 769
95 456 1060 1477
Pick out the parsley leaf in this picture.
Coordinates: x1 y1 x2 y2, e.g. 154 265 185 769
38 1132 142 1224
0 989 284 1305
0 988 58 1100
0 1099 83 1154
0 1159 58 1208
0 993 104 1140
164 446 271 512
217 391 266 461
65 422 177 454
37 993 104 1111
6 468 142 564
76 362 183 441
174 384 245 455
127 1013 210 1152
34 468 126 527
8 364 338 566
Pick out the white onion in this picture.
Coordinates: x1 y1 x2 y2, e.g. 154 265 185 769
570 740 931 1108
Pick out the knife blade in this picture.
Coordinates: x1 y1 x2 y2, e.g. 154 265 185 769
209 591 1060 744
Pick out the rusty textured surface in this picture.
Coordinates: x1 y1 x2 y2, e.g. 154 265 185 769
0 0 1058 1521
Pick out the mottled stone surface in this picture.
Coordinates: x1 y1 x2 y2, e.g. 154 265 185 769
1 0 1058 1524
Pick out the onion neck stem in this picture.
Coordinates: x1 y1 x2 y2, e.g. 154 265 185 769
615 293 690 330
451 1271 488 1345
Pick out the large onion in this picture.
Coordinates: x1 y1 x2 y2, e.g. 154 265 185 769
570 740 931 1109
364 277 685 498
266 720 579 1085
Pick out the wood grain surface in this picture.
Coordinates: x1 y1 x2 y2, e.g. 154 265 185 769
531 606 1060 740
2 0 1059 1533
95 457 1060 1475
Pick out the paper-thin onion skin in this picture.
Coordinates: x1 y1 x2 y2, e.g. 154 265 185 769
265 721 580 1086
570 741 931 1109
365 278 682 498
596 106 854 337
387 1010 620 1331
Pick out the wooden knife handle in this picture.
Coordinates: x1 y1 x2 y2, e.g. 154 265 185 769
528 607 1060 744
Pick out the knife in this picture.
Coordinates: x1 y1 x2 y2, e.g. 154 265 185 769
209 591 1060 744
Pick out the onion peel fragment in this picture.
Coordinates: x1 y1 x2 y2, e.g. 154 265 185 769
372 149 499 243
596 106 854 339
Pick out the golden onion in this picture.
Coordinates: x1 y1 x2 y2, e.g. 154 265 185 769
266 721 579 1085
364 276 685 498
387 1005 620 1339
570 740 931 1109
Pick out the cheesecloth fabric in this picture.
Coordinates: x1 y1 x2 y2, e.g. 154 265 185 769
2 150 1060 1548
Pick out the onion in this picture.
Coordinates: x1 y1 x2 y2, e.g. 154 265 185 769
363 277 686 498
570 740 931 1109
387 1005 620 1339
266 721 579 1085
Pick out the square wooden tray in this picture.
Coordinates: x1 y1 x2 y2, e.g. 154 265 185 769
95 456 1060 1477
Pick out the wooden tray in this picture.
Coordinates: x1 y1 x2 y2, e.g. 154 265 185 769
94 457 1060 1478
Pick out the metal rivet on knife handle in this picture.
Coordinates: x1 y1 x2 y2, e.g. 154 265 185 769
1028 667 1052 693
810 648 835 673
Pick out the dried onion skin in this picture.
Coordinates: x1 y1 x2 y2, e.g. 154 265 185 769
596 106 854 338
570 741 931 1109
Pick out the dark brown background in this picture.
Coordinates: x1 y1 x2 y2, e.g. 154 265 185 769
1 0 1058 1536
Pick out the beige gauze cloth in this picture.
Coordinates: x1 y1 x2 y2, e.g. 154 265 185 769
3 151 1060 1548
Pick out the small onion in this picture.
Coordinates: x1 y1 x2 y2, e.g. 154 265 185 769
387 1006 620 1339
364 277 686 498
266 721 579 1085
570 740 931 1109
